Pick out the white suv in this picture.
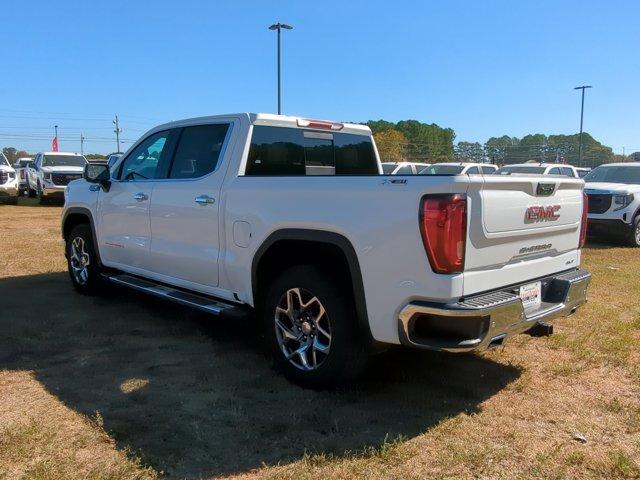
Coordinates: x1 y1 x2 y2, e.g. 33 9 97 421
496 163 580 178
584 162 640 246
381 161 430 174
0 153 18 204
420 162 498 175
28 152 87 204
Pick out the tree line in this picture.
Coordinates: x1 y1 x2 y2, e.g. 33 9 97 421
368 120 622 167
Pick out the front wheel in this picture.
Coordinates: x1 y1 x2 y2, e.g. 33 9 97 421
627 216 640 247
66 224 103 295
262 265 367 389
37 182 47 205
27 183 36 198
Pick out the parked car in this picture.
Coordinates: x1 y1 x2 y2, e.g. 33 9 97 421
13 157 33 195
381 161 430 174
420 162 498 175
62 113 591 387
0 153 19 204
496 163 580 178
28 151 87 204
584 162 640 246
575 167 591 178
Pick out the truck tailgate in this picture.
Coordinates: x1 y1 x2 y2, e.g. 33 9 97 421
464 175 584 296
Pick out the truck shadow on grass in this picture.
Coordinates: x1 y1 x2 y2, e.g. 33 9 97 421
0 272 521 479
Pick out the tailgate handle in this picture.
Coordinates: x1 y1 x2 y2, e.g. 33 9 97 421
536 183 555 196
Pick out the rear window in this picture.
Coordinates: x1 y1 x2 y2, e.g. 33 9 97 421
245 126 378 176
0 154 9 167
496 166 546 175
42 155 87 167
421 164 464 175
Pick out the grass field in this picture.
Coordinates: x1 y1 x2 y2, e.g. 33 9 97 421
0 199 639 480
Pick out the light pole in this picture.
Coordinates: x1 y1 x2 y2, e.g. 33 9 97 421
268 22 293 115
574 85 592 165
54 125 59 151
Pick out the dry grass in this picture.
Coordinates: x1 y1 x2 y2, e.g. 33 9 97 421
1 198 639 479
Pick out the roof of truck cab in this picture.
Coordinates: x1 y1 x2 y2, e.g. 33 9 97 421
152 113 372 136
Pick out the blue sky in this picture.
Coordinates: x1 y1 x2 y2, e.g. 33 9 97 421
2 0 639 154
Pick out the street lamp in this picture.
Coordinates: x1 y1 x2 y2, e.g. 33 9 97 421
269 22 293 115
574 85 592 165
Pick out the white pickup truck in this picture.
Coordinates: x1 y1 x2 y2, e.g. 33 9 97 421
62 113 591 387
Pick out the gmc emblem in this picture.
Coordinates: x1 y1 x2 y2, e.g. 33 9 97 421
526 205 561 222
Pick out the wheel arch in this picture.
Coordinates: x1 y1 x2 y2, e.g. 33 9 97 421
251 229 373 344
62 207 103 266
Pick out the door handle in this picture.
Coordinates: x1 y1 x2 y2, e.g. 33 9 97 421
133 192 148 202
195 195 215 205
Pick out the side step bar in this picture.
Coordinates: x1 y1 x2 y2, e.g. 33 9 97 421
102 273 240 315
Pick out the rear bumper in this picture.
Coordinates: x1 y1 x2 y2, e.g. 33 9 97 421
398 269 591 352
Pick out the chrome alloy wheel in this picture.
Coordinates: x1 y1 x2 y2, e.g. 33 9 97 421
274 288 332 371
635 222 640 245
70 236 90 285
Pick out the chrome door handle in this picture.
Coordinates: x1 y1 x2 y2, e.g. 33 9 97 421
133 192 148 202
195 195 215 205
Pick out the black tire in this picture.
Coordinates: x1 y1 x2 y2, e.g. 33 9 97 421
7 197 18 205
66 224 103 295
262 265 367 389
37 182 47 205
627 216 640 247
27 183 36 198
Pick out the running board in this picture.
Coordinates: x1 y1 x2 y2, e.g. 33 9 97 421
103 273 239 315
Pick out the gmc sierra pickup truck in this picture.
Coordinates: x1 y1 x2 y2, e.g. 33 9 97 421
62 113 591 387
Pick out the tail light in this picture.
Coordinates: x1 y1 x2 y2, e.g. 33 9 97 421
579 192 588 248
420 194 467 273
296 118 344 130
20 170 25 179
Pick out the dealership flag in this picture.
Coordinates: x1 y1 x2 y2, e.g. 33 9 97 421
52 136 58 152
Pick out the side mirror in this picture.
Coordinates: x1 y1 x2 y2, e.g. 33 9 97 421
84 163 111 192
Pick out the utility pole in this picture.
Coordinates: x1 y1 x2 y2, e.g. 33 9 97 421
113 115 122 153
574 85 592 165
268 22 293 115
80 134 85 155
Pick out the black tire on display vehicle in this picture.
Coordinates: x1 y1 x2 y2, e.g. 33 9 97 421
37 182 47 205
27 183 36 198
627 216 640 248
66 224 103 295
262 265 367 389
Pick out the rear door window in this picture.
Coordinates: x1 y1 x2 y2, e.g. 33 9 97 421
561 167 575 177
395 165 413 175
481 166 496 174
245 126 378 175
466 166 480 175
168 124 230 179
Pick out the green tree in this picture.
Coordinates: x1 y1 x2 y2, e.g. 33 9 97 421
374 129 407 162
454 141 485 163
2 147 18 163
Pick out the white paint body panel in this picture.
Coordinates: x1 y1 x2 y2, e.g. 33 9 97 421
63 113 587 346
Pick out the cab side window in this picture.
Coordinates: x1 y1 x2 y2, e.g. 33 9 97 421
548 167 561 175
466 166 480 175
168 124 230 179
561 167 575 177
118 131 172 180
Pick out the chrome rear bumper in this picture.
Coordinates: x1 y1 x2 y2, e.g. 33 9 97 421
398 269 591 352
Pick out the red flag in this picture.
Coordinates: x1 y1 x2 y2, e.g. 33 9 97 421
52 136 58 152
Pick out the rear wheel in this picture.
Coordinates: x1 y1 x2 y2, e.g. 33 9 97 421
66 224 103 295
262 265 367 388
